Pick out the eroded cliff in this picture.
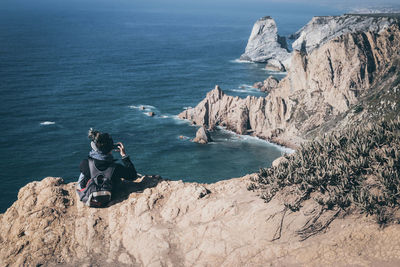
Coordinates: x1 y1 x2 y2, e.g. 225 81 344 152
291 14 398 53
180 15 400 148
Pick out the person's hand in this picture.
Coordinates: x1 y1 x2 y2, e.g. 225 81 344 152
116 142 127 157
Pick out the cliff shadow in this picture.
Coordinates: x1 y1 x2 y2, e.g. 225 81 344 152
109 175 164 206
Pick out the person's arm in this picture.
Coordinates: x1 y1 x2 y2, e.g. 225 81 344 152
115 142 138 180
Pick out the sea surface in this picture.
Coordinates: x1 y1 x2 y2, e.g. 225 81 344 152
0 0 341 212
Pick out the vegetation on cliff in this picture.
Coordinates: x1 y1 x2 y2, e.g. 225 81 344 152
250 118 400 237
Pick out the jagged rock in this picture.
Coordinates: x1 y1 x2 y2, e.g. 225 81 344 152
292 14 397 53
3 176 400 266
265 58 286 72
180 17 400 148
253 81 263 89
240 16 291 71
261 76 279 92
254 76 280 92
192 126 213 144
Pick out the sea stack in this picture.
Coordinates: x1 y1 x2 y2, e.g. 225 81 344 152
253 76 279 93
193 126 213 144
240 16 291 71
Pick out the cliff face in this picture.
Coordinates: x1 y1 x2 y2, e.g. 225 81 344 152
3 176 400 266
240 16 291 71
180 16 400 148
178 85 301 148
291 14 397 53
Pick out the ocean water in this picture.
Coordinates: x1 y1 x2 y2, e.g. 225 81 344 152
0 0 341 212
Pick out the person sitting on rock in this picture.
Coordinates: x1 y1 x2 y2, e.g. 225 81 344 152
76 128 138 207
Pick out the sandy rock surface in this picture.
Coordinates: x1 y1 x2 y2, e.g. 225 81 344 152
2 176 400 266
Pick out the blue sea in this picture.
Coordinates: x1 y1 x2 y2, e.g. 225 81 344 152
0 0 341 212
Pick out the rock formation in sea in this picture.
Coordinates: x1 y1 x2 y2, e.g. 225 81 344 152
3 176 400 266
253 76 279 92
240 16 291 71
180 14 400 148
192 126 213 144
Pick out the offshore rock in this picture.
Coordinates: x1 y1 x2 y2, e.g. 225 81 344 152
261 76 280 92
180 18 400 148
193 126 213 144
291 14 397 53
240 16 291 71
253 76 279 92
2 177 400 266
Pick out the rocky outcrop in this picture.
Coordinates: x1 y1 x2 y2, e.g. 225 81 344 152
192 126 212 144
240 16 291 71
253 76 279 92
291 14 397 53
180 17 400 148
3 176 400 266
178 85 301 148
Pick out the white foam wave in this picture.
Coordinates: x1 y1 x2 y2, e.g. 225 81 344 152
170 115 188 124
265 70 287 75
229 88 261 94
40 121 55 125
230 59 254 64
239 84 254 89
229 89 254 93
227 84 264 94
216 126 295 154
182 106 192 110
129 104 156 111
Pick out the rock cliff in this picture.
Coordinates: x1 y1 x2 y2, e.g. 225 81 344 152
291 14 398 53
240 16 291 71
2 176 400 266
180 15 400 148
3 14 400 267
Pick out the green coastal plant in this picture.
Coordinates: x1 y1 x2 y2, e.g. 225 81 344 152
249 117 400 237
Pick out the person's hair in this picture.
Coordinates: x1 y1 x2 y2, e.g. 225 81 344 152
88 128 114 154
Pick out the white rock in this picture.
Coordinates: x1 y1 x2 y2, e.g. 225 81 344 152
240 16 291 71
292 14 395 53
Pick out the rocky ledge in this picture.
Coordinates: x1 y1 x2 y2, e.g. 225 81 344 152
2 176 400 266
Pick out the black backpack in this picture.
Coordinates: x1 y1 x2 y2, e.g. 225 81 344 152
77 159 115 207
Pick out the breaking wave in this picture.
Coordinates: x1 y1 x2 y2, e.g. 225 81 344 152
216 127 295 154
40 121 55 125
230 58 254 64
